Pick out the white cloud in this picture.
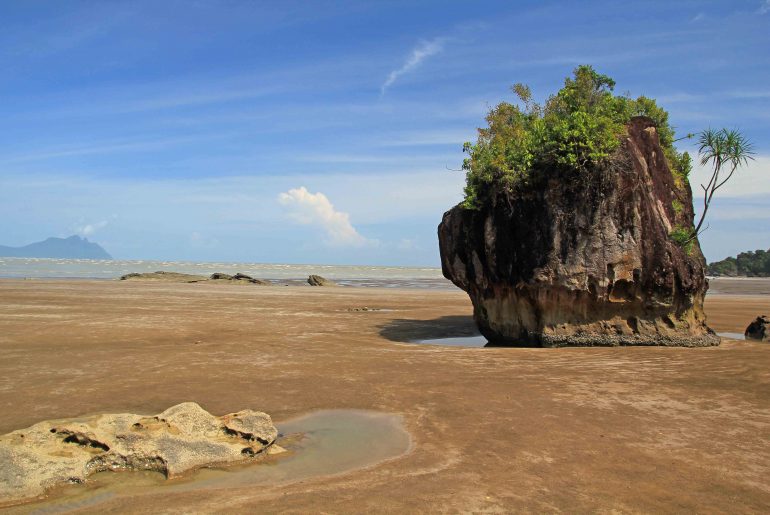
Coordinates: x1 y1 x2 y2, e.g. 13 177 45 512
278 186 370 247
75 220 109 237
381 38 444 95
760 0 770 14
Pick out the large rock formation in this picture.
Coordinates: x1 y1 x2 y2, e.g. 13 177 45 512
0 402 278 504
439 117 718 347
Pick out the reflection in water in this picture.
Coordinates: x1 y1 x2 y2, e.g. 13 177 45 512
412 335 488 347
12 410 410 514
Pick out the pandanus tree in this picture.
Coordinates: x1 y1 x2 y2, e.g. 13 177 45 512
688 128 755 243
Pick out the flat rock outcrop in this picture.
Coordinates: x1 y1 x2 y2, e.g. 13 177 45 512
439 117 718 347
308 274 337 286
209 272 270 285
120 271 207 282
0 402 277 504
119 271 269 285
745 315 769 341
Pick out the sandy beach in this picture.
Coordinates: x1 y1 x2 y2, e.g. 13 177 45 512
0 278 768 512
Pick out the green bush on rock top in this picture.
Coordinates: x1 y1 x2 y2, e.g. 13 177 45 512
461 65 692 209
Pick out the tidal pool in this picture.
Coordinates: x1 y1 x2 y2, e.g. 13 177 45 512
411 335 488 347
718 332 746 340
10 410 411 513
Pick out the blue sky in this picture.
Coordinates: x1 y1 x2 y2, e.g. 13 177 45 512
0 0 768 265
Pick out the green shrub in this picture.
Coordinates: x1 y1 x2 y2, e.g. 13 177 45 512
669 226 694 254
462 66 691 208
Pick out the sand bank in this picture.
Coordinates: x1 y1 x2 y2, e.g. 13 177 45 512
0 279 768 512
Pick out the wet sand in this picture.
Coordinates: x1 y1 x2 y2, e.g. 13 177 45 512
0 279 768 512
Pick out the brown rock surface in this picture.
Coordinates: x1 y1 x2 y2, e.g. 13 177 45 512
439 117 717 347
0 401 277 504
308 274 337 286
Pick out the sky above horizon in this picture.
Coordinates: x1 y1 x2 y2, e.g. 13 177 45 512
1 0 769 266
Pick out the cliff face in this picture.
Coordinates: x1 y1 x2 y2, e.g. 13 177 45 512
439 117 718 347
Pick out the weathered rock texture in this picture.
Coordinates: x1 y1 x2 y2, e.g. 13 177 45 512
439 117 718 347
308 275 337 286
745 315 769 341
0 402 277 504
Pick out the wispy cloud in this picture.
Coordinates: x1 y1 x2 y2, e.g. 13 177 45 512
760 0 770 14
278 186 370 247
690 12 705 22
0 134 231 164
381 38 445 95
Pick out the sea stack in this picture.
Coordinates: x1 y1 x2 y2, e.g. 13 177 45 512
438 117 718 347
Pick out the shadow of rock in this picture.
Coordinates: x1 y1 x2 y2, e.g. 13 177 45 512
379 315 478 343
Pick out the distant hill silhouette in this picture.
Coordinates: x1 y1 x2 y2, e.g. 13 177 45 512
0 236 113 259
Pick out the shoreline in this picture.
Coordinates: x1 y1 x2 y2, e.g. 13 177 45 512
0 276 768 295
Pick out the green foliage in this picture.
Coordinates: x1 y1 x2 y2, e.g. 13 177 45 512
669 226 694 254
462 65 691 208
708 249 770 277
672 199 683 215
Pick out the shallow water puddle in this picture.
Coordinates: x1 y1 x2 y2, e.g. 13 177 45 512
718 332 746 340
411 335 489 347
15 410 410 513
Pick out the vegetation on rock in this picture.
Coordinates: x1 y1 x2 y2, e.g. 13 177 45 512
461 65 691 209
708 248 770 277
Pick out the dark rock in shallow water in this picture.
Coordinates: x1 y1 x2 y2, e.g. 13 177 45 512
308 274 337 286
745 316 769 341
438 117 718 347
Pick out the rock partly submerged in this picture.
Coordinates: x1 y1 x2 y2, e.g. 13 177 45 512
120 271 270 285
0 402 278 504
745 315 769 342
439 117 718 347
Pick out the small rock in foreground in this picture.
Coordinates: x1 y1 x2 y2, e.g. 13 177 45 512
745 316 769 342
308 275 337 286
0 402 277 504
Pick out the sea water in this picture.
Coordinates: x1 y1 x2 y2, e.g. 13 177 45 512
0 257 454 290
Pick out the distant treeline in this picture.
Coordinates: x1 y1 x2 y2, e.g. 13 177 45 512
708 248 770 277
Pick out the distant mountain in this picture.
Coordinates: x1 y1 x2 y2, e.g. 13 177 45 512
0 236 113 260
